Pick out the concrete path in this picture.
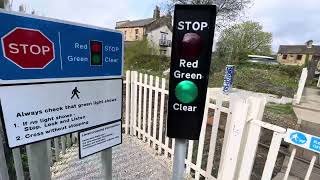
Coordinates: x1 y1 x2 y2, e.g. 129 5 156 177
51 134 172 180
293 87 320 126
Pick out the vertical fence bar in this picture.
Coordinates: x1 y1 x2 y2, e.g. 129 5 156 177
125 71 131 135
219 96 249 180
195 93 210 180
132 71 138 136
27 142 51 180
148 75 153 145
142 74 148 141
205 96 223 179
261 132 284 180
0 133 9 180
305 155 317 180
47 140 53 166
283 148 296 180
152 77 159 150
137 73 143 139
186 140 194 175
12 148 25 180
54 137 60 161
130 71 135 135
236 97 266 180
158 78 166 154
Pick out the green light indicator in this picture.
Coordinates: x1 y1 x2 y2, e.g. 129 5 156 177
92 54 101 65
175 80 198 103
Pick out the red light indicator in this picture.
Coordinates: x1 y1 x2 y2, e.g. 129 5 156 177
91 42 101 53
181 33 202 60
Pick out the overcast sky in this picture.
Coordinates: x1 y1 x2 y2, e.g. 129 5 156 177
10 0 320 52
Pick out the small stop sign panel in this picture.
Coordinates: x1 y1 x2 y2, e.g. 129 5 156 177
1 27 55 69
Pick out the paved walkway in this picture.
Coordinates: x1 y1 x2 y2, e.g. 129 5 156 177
51 134 172 180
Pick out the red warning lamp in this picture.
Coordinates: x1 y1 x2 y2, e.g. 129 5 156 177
180 33 202 60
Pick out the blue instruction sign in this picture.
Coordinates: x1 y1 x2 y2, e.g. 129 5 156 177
0 10 123 83
285 129 320 154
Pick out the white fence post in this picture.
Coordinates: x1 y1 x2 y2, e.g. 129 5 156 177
317 75 320 88
158 78 166 154
137 73 143 139
218 95 249 180
142 74 148 141
152 77 159 150
147 75 153 145
125 71 131 135
236 97 267 180
295 68 308 104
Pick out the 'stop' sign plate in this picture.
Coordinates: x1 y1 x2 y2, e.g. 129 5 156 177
0 10 123 84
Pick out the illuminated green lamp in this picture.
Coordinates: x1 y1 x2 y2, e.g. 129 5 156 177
175 80 198 103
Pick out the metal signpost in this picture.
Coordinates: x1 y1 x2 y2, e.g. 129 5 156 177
166 5 217 180
0 10 123 180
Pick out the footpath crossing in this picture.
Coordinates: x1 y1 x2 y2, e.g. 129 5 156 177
51 134 172 180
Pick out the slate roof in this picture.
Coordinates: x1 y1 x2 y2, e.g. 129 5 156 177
278 45 320 55
115 16 172 32
115 18 155 28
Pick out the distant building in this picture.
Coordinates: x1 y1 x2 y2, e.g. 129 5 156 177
115 6 172 57
277 40 320 66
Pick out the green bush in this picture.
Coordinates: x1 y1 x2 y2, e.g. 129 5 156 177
239 62 303 78
209 65 299 97
124 39 170 76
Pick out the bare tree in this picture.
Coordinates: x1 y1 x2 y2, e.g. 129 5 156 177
165 0 252 29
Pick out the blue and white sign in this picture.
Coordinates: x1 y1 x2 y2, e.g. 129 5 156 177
0 10 123 83
285 129 320 154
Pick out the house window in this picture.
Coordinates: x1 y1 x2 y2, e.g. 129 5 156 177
297 55 302 60
135 29 139 40
124 31 127 40
160 49 167 56
160 32 167 40
282 54 287 59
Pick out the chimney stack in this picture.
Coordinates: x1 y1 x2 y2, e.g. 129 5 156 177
306 40 313 48
153 6 160 19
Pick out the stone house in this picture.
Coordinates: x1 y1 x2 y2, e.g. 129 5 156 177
277 40 320 66
115 6 172 57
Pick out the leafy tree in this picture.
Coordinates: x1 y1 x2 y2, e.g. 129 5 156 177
215 21 272 66
165 0 252 29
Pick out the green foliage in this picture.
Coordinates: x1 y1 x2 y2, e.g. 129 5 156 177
209 64 300 97
266 103 295 116
239 62 303 78
215 21 272 66
124 39 170 76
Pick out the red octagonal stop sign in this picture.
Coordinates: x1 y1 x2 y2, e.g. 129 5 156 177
1 27 55 69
